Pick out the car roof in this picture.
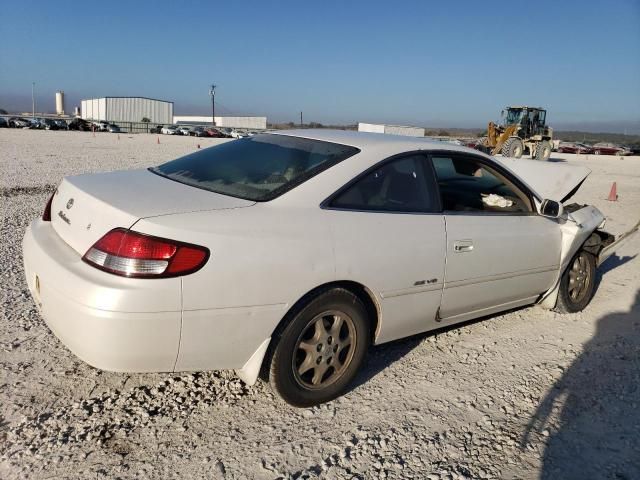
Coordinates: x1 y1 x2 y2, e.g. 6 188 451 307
268 128 469 154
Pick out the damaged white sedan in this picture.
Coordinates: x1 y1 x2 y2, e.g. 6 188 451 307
23 130 626 407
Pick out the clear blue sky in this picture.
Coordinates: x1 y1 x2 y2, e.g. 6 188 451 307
1 0 639 132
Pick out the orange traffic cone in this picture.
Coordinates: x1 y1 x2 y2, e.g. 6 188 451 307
157 136 160 144
607 182 618 201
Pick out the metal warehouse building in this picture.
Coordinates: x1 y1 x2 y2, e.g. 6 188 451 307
81 97 173 124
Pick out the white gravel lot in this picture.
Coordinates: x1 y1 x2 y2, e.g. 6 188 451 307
1 129 639 479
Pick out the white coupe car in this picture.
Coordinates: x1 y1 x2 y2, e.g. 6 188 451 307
23 130 626 406
160 125 179 135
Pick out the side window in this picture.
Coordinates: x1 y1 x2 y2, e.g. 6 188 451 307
331 155 435 213
431 155 532 213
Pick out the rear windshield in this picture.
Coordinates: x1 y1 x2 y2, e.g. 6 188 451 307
150 134 360 201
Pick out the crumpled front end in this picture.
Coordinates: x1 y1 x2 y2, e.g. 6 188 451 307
539 204 607 310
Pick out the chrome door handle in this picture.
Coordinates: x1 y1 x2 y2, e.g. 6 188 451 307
453 240 474 253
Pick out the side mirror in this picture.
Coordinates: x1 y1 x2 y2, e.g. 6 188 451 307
540 199 564 218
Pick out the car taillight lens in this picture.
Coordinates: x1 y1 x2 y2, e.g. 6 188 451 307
82 228 209 278
42 193 54 221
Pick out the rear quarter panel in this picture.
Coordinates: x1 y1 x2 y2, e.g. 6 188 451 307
132 204 337 369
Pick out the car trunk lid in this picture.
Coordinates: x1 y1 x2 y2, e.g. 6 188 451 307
51 169 254 255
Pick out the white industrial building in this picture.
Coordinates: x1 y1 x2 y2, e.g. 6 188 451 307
81 97 173 124
173 115 267 130
358 122 425 137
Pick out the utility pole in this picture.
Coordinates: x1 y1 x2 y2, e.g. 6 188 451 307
209 84 216 126
300 111 303 127
31 82 35 118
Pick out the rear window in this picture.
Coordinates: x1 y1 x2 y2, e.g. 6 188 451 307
150 134 360 201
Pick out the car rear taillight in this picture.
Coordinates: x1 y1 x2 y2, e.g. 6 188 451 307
82 228 209 278
42 193 54 221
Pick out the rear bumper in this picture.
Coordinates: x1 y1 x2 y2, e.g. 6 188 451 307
23 220 182 372
23 220 287 377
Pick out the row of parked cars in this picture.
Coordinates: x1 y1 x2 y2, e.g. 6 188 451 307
556 142 635 156
159 125 260 138
1 116 70 130
0 116 117 132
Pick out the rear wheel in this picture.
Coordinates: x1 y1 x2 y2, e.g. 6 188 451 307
535 140 552 161
268 288 370 407
501 137 524 158
555 250 596 313
594 149 601 155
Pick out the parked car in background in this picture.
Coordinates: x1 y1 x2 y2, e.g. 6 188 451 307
108 124 121 133
150 125 163 134
91 121 109 132
40 119 61 130
205 127 227 138
557 142 593 154
232 130 250 139
0 117 8 128
54 120 68 130
177 126 192 136
591 143 632 156
68 118 91 131
218 127 233 138
187 127 208 137
23 130 621 407
161 125 179 135
9 117 32 128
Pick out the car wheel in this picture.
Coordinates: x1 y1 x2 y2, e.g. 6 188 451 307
501 137 524 158
555 250 596 313
268 288 370 407
594 150 601 155
535 140 552 161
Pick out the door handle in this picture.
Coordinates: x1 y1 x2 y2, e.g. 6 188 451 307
453 240 474 253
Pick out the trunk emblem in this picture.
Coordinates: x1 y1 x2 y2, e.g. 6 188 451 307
58 211 71 225
66 198 74 209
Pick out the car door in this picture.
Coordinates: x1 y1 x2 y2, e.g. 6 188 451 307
326 153 446 343
430 152 561 323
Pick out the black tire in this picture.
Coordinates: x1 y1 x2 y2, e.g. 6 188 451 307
268 288 370 407
555 250 596 313
535 140 552 161
501 137 524 158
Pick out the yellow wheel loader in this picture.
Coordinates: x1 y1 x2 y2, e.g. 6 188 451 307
478 106 554 160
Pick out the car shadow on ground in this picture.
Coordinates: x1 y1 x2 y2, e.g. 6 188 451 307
349 307 528 392
522 289 640 479
547 157 567 163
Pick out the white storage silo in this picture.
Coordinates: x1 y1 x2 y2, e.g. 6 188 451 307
55 91 65 115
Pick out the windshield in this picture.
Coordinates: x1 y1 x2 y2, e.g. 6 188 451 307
150 134 360 201
504 109 525 125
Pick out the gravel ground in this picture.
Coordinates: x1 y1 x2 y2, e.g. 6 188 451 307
1 129 639 480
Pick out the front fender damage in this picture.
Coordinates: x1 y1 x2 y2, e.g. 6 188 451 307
538 205 606 310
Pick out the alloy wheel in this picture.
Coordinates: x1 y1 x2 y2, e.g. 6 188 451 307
568 252 592 302
292 310 356 389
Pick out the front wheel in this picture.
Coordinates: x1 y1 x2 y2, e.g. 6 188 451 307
555 250 596 313
502 137 524 158
268 288 370 407
535 140 552 161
